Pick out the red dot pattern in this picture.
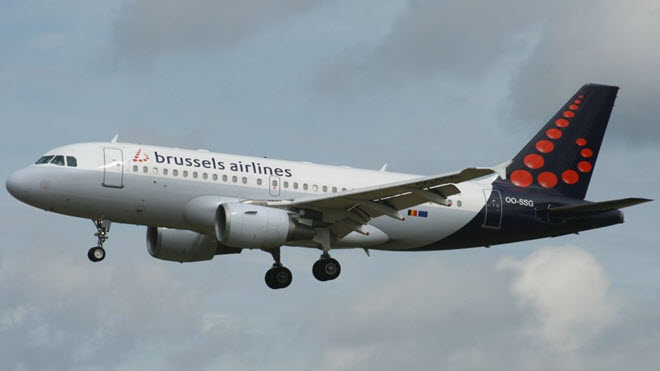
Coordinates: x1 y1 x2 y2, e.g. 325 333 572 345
524 154 544 169
511 170 533 187
509 91 592 189
536 140 554 153
538 172 558 188
562 170 579 184
546 128 563 139
578 161 592 173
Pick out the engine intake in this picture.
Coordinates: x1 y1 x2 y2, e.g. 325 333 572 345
216 203 314 249
147 226 240 263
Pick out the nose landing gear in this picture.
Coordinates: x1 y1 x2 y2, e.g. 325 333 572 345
88 219 110 262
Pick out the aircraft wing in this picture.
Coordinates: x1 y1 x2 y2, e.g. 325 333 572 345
258 165 503 238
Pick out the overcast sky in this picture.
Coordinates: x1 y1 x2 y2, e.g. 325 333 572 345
1 1 658 369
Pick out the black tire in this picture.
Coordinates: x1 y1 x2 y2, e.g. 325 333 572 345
265 268 278 289
88 247 105 262
313 260 327 281
265 267 292 289
313 258 341 281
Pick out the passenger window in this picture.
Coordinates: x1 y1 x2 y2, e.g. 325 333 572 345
51 155 65 166
272 180 278 187
257 178 263 185
66 156 77 167
35 155 54 165
212 174 218 181
293 182 298 190
342 188 347 191
153 167 158 175
242 177 247 184
163 169 168 175
222 175 228 182
173 169 179 176
133 165 138 172
283 181 289 188
203 173 208 180
303 184 308 191
183 171 188 177
193 172 198 178
143 166 148 173
332 187 337 193
313 184 318 192
322 185 327 192
232 176 237 183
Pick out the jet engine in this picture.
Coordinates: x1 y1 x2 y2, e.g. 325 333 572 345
215 203 314 249
147 226 240 263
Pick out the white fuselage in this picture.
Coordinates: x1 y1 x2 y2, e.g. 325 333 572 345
7 142 495 251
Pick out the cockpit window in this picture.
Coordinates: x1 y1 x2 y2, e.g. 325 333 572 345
35 155 54 164
66 156 77 167
51 155 65 166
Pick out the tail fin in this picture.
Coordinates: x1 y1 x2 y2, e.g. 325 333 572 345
506 84 619 199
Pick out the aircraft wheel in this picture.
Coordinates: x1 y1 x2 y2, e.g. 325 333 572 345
88 247 105 262
313 258 341 281
265 266 292 289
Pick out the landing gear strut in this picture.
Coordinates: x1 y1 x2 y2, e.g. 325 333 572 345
88 219 110 262
264 247 292 290
312 252 341 282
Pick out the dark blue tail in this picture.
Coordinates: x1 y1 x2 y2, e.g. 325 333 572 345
506 84 619 199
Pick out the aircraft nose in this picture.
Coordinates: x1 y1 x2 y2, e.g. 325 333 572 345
6 167 32 201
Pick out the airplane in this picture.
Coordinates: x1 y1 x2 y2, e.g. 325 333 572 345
5 84 651 289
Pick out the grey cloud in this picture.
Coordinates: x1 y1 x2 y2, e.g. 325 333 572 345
508 0 660 143
317 0 553 92
0 246 251 370
317 0 660 143
113 0 317 61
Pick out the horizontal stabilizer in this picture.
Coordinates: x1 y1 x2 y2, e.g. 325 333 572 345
548 198 652 218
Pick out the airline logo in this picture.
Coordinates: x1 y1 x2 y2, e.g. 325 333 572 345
407 209 428 218
132 148 150 163
154 151 293 177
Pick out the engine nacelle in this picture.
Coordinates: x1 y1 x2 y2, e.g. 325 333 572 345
147 226 240 263
216 203 314 249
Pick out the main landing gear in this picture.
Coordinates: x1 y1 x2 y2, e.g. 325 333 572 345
312 252 341 282
88 219 111 262
264 247 292 290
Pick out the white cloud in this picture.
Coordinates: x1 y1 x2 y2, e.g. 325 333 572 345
499 245 619 350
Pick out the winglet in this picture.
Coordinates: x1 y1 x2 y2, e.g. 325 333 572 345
110 134 119 144
379 164 388 172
